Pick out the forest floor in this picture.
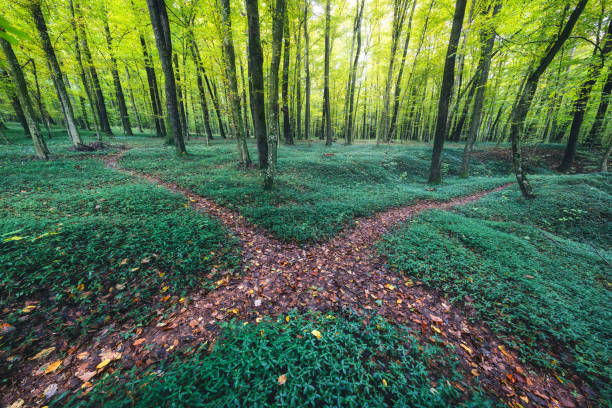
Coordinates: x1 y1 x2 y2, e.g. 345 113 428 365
0 125 610 407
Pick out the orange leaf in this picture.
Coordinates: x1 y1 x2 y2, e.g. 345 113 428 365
45 360 61 374
277 374 287 385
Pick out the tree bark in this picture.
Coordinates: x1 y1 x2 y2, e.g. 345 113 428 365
125 66 144 133
140 35 166 137
218 0 251 165
559 18 612 170
586 63 612 147
323 0 332 146
1 38 49 159
103 11 132 135
508 0 587 197
173 53 188 140
303 0 311 141
428 0 467 183
189 38 214 141
30 0 83 146
145 0 186 154
344 0 365 145
281 17 293 145
264 0 286 190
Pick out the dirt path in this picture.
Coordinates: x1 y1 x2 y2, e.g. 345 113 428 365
4 150 584 408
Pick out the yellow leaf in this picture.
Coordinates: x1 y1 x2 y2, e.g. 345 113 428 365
498 345 512 358
22 305 37 313
179 297 186 303
396 298 402 305
45 360 62 374
460 344 472 355
384 283 396 290
471 369 479 376
278 374 287 385
30 347 56 360
311 329 322 339
431 325 442 334
285 316 290 323
3 236 24 242
119 258 128 265
255 317 263 323
228 308 239 315
382 378 388 387
97 359 111 370
76 283 85 291
8 399 24 408
131 267 140 272
161 286 169 293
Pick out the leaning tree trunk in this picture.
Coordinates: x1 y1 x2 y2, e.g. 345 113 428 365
140 35 165 137
585 63 612 147
264 0 286 190
559 18 612 171
460 1 501 177
281 18 293 145
104 12 132 135
218 0 251 165
303 0 311 141
323 0 332 146
124 66 144 133
30 0 83 147
145 0 186 154
189 38 214 141
246 0 268 168
508 0 587 197
31 60 53 138
1 38 49 159
428 0 467 183
10 92 29 136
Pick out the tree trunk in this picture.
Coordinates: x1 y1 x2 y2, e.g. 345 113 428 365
218 0 251 165
30 1 83 146
173 53 188 141
323 0 332 146
240 60 251 139
190 38 214 141
460 2 501 177
559 18 612 171
1 38 49 159
264 0 286 190
246 0 268 167
281 18 293 145
508 0 587 197
125 66 144 133
586 63 612 147
345 0 365 145
140 35 166 137
145 0 186 154
104 11 132 135
428 0 467 183
10 92 30 136
30 60 53 138
303 0 311 141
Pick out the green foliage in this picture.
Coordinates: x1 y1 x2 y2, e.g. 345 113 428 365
378 174 612 399
71 311 496 407
0 153 239 363
121 141 514 242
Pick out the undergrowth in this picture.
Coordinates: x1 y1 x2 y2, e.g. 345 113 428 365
68 311 496 407
378 174 612 401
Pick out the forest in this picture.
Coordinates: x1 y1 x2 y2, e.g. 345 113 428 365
0 0 610 406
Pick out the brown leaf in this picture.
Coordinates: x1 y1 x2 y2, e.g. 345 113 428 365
277 374 287 385
30 347 56 360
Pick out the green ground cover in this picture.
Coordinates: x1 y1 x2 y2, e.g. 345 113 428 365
378 173 612 399
69 311 495 408
0 137 239 372
120 141 514 242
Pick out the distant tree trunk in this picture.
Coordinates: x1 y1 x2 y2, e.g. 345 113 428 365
103 11 132 135
125 66 144 133
1 38 49 159
508 0 587 197
239 60 251 139
386 0 416 142
460 2 501 177
281 18 293 145
428 0 467 183
140 35 166 137
345 0 365 145
218 0 251 165
173 53 188 140
264 0 286 190
601 141 611 171
295 23 303 141
586 63 612 147
559 18 612 171
30 0 83 147
30 60 52 138
190 38 214 141
10 92 30 136
145 0 186 154
203 71 227 139
303 0 311 141
323 0 332 146
246 0 268 167
75 1 112 136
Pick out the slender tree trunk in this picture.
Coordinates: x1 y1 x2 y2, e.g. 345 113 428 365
140 35 166 137
264 0 286 190
295 23 303 141
125 66 144 133
508 0 587 197
428 0 467 183
30 60 52 138
303 0 311 141
190 38 214 141
559 18 612 171
239 60 251 139
173 53 188 141
1 39 49 159
103 11 132 135
246 0 268 167
601 141 611 171
345 0 365 145
75 1 112 136
30 1 82 146
218 0 251 165
281 18 293 145
586 63 612 147
323 0 332 146
145 0 186 154
9 90 30 136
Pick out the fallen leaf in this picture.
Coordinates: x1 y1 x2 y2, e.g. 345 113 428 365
430 314 443 323
133 338 147 346
498 345 512 358
99 350 122 362
0 322 15 335
119 258 128 265
460 344 472 355
30 347 56 360
97 359 111 370
22 305 37 313
471 369 479 376
278 374 287 385
8 399 24 408
285 316 290 323
45 360 62 374
44 383 58 399
77 352 89 360
384 283 396 290
382 378 388 387
228 308 239 315
76 370 96 382
311 329 322 339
